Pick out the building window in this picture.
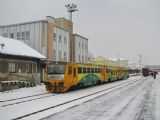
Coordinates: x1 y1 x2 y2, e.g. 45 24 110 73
82 43 84 49
10 33 14 38
26 31 30 36
79 42 81 49
53 33 56 41
9 63 16 73
79 55 81 62
3 33 8 38
21 32 25 39
54 49 56 60
59 35 61 43
26 31 30 39
27 63 32 73
22 32 25 37
64 37 67 44
82 56 84 62
0 62 8 73
85 44 87 50
86 56 88 62
18 62 26 73
59 50 62 60
17 32 20 39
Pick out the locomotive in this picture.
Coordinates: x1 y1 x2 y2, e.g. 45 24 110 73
44 62 129 93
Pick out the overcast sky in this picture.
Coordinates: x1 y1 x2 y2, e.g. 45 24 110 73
0 0 160 65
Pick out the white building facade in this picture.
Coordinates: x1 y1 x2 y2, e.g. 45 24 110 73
74 34 88 63
0 21 47 56
0 17 89 63
0 18 72 62
53 26 70 62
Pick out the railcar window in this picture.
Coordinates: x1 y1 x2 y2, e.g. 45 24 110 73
91 68 94 73
108 69 110 73
78 67 82 74
95 68 98 73
74 68 76 77
87 68 90 73
68 66 72 74
98 68 100 73
47 64 66 74
111 70 113 75
83 67 86 74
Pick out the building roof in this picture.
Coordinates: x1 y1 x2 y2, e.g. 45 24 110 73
91 56 125 67
0 20 46 27
74 34 88 40
0 36 46 59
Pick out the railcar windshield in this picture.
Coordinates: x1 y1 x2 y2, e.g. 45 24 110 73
48 64 66 74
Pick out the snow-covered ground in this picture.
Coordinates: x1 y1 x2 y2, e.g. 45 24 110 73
43 75 160 120
0 75 159 120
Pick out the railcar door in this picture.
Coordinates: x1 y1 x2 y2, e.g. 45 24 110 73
73 65 78 85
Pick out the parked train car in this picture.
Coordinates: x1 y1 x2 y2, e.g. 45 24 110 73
129 68 140 75
44 62 129 93
142 68 150 76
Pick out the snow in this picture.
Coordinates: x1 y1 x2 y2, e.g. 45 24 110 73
43 75 160 120
0 75 160 120
0 85 47 101
0 36 46 59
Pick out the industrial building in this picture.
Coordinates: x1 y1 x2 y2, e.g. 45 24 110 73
0 16 89 63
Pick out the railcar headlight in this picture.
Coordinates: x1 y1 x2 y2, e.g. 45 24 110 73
61 74 64 79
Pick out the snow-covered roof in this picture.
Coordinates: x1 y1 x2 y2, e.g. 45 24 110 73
0 36 46 59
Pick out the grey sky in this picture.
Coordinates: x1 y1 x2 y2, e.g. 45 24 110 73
0 0 160 65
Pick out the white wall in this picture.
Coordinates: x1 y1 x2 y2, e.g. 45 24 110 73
53 26 70 62
1 21 47 57
74 35 88 63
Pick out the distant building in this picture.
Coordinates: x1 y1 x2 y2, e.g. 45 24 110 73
73 34 88 63
0 36 46 84
0 16 89 63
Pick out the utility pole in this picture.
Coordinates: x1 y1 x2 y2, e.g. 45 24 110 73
117 52 120 67
139 54 142 71
65 3 78 63
65 3 78 21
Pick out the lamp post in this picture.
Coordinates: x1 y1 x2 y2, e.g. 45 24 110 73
139 54 142 71
65 3 78 21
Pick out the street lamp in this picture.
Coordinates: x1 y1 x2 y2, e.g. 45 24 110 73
139 54 142 71
65 3 78 21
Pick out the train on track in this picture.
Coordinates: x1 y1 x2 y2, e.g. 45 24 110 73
142 68 158 77
44 62 133 93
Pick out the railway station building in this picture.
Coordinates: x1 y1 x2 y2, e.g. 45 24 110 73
0 36 46 84
0 16 89 63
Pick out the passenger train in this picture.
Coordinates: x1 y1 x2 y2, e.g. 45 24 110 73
44 62 130 93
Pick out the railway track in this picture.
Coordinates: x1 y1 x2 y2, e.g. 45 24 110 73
1 93 57 107
11 77 143 120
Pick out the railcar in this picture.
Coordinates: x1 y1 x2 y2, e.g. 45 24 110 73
44 62 129 93
142 68 149 76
